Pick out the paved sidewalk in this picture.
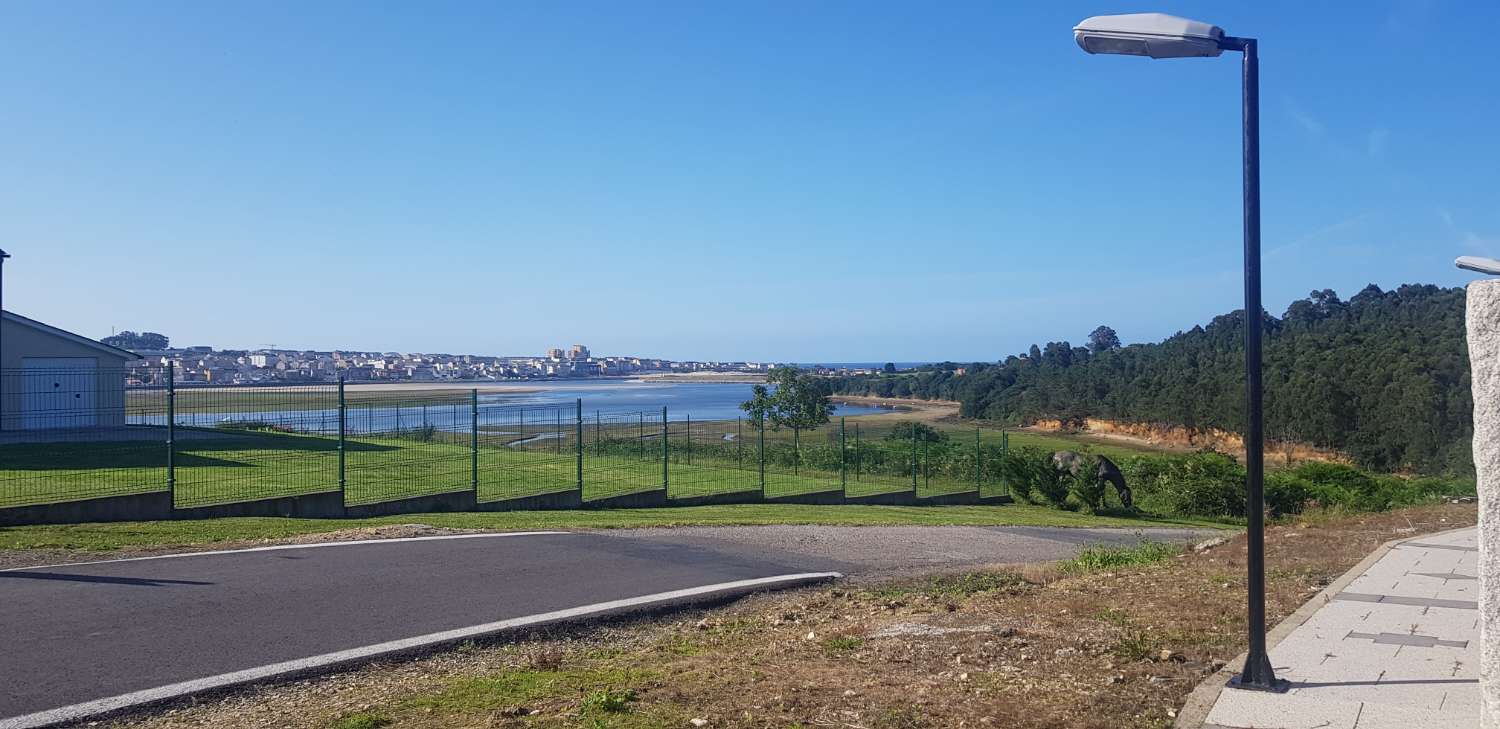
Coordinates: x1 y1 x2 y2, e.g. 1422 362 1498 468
1202 527 1479 728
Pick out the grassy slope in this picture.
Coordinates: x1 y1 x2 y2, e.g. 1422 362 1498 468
0 503 1226 552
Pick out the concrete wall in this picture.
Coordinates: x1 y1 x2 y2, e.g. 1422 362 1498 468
584 488 669 509
1466 280 1500 729
1 316 131 430
175 490 346 520
344 490 476 519
476 489 584 512
0 491 172 526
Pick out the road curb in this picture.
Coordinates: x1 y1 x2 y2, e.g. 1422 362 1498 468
0 572 841 729
1172 524 1474 729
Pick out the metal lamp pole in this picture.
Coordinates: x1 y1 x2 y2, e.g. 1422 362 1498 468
1220 34 1284 693
0 248 9 432
1074 15 1283 692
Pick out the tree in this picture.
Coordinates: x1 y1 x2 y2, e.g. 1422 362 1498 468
741 367 833 471
885 421 947 443
823 284 1473 475
100 331 170 350
1088 325 1121 354
741 366 832 432
882 362 897 374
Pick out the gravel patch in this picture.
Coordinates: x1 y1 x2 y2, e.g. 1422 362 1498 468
600 524 1222 578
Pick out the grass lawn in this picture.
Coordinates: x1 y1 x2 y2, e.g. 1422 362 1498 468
0 426 1002 510
0 502 1228 552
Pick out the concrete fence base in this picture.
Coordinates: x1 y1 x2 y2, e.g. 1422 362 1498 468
845 490 919 506
344 490 477 519
0 484 1017 526
583 489 670 510
764 490 846 506
0 490 172 526
175 490 346 520
666 490 764 508
476 489 584 512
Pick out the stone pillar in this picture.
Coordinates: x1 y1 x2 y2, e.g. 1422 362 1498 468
1468 279 1500 729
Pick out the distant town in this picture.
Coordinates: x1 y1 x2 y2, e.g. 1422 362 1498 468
113 342 783 385
110 340 886 386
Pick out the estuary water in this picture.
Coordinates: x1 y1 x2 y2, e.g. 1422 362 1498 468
478 380 892 420
153 380 896 435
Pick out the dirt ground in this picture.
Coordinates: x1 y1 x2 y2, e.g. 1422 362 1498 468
93 503 1476 729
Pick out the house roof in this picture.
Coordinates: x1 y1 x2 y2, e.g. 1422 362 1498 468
1 310 138 360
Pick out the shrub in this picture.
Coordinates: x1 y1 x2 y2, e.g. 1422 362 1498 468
1063 453 1106 513
1134 452 1246 518
1264 472 1314 516
884 421 948 443
1288 462 1474 512
999 447 1068 505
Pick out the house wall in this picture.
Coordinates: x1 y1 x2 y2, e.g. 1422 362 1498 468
0 317 131 430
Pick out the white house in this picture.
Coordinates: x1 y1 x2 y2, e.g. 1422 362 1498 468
1 311 136 430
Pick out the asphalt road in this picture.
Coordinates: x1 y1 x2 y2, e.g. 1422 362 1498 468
0 525 1215 726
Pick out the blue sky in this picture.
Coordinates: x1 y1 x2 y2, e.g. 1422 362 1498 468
2 1 1495 362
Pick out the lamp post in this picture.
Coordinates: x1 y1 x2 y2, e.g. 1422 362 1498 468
1073 13 1285 693
0 247 8 432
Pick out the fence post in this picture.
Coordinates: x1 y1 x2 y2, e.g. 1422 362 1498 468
686 413 692 466
758 414 766 497
910 424 918 492
793 427 799 476
839 417 847 496
470 389 478 495
595 410 601 456
639 411 644 459
575 398 583 493
1001 429 1009 497
337 376 346 498
975 427 982 495
855 422 861 482
923 436 930 490
661 406 669 492
737 417 743 469
556 408 561 455
166 365 176 503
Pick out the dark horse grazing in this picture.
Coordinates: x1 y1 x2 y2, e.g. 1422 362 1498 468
1051 451 1133 509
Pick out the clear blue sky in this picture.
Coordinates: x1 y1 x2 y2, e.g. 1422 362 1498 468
2 1 1495 362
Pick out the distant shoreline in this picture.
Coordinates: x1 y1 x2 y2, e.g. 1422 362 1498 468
632 372 767 384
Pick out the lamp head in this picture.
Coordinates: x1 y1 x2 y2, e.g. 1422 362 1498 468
1457 256 1500 276
1074 13 1225 59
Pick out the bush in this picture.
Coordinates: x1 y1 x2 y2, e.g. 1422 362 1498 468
1063 454 1106 513
885 421 948 443
998 447 1067 505
1131 452 1246 518
1289 462 1473 512
1264 472 1313 516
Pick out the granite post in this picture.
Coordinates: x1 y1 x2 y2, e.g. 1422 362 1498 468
1467 279 1500 728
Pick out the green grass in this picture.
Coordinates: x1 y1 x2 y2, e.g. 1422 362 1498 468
821 636 865 653
1059 539 1184 574
0 504 1226 552
400 668 650 714
0 426 998 510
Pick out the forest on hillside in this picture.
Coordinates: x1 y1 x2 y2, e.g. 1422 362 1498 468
830 284 1472 475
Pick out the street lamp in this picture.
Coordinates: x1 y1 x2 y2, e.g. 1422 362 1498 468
1073 13 1286 693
